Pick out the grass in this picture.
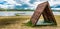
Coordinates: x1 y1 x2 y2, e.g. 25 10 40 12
0 15 59 29
23 21 33 27
24 20 57 27
0 16 29 26
22 15 59 27
0 18 19 26
0 15 59 26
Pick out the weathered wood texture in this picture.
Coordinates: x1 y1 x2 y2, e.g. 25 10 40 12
30 1 57 26
42 2 57 25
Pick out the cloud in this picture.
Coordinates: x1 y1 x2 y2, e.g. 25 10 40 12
52 8 60 10
0 4 14 9
0 1 7 5
0 4 8 9
14 0 60 9
27 0 60 9
0 0 21 9
4 0 21 5
26 0 48 9
0 0 60 9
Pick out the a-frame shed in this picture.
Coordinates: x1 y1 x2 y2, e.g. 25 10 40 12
30 1 57 26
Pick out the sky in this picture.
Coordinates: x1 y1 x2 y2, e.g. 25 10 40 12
0 0 60 9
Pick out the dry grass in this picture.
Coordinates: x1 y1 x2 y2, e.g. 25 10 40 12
0 15 59 29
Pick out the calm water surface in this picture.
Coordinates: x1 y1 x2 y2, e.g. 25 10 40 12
0 11 60 16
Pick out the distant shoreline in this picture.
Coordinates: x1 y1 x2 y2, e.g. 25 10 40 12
0 10 59 12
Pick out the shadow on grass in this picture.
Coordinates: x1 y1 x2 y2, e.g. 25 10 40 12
23 21 57 27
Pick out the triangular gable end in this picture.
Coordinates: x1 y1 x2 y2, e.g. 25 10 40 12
30 1 57 26
42 2 57 25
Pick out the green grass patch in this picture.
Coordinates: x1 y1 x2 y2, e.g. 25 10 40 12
23 21 57 27
23 21 35 27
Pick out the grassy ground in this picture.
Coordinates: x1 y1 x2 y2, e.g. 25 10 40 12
0 15 60 29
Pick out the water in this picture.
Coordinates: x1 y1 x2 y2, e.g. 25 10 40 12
0 11 60 16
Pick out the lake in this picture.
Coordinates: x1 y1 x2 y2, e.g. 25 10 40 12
0 11 60 16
